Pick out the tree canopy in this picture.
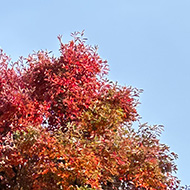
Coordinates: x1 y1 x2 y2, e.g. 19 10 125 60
0 32 180 189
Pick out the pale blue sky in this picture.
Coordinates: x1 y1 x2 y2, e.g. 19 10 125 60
1 0 190 186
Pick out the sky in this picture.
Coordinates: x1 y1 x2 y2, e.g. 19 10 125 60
0 0 190 186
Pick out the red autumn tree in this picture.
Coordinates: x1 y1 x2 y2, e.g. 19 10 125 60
0 32 180 189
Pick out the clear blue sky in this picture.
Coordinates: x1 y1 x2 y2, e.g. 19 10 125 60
1 0 190 186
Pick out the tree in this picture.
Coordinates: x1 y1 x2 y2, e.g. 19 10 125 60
0 32 180 189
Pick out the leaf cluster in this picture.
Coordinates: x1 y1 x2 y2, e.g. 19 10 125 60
0 32 180 189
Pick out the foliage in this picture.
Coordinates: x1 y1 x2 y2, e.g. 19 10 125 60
180 185 190 190
0 32 180 189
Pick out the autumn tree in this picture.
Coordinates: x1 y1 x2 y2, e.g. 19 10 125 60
0 32 180 189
